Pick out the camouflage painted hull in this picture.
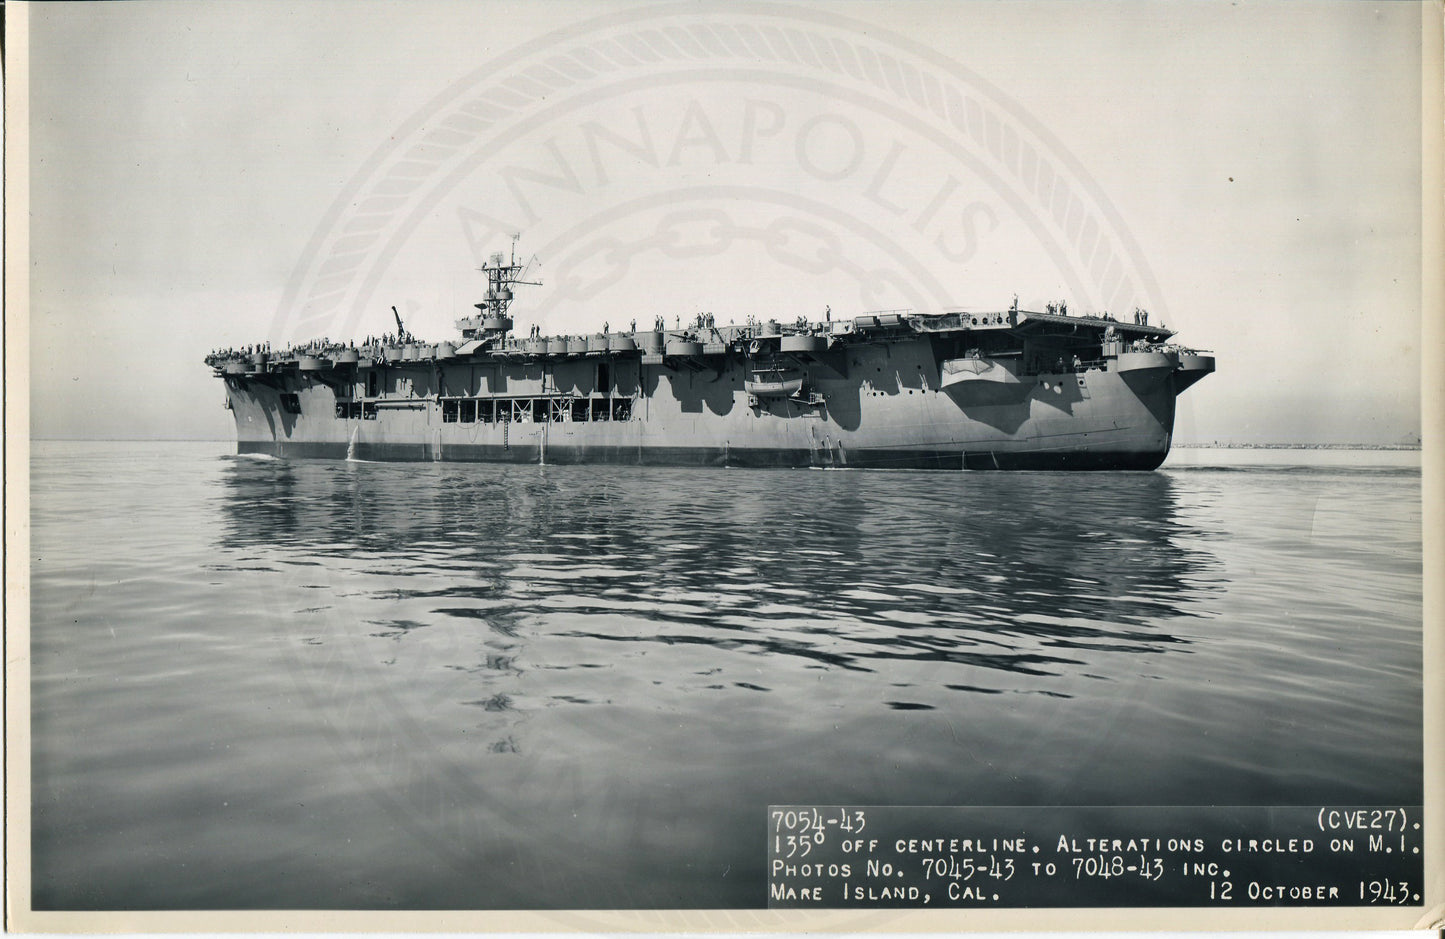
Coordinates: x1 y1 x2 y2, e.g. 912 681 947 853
216 321 1213 471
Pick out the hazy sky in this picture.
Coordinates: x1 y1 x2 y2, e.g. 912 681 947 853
21 0 1432 444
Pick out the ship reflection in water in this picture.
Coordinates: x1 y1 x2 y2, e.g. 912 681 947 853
217 457 1215 681
30 443 1421 910
211 459 1231 907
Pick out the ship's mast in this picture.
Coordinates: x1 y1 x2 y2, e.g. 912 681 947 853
477 237 539 320
480 252 517 318
456 238 540 341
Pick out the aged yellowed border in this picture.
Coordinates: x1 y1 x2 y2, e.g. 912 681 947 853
5 0 1441 932
1417 0 1445 929
6 0 37 930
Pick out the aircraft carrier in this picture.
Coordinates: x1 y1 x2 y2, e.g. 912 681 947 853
206 249 1213 470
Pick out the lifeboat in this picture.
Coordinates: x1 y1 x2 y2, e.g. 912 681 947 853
744 368 803 397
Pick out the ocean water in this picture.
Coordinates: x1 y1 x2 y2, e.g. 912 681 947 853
28 441 1423 910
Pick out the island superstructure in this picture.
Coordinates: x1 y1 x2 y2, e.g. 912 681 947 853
206 250 1213 470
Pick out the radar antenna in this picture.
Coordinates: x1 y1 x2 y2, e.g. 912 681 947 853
476 244 541 320
518 254 540 287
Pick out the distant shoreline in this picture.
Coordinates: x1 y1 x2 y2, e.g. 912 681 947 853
29 436 1424 451
1174 443 1422 451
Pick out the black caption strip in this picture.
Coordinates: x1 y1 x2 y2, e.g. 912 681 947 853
767 806 1423 908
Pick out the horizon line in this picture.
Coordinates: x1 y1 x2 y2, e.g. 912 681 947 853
24 436 1424 451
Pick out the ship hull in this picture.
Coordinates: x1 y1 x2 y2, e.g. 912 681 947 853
223 336 1185 471
233 439 1170 470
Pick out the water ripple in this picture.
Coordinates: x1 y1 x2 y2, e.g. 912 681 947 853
25 441 1423 911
